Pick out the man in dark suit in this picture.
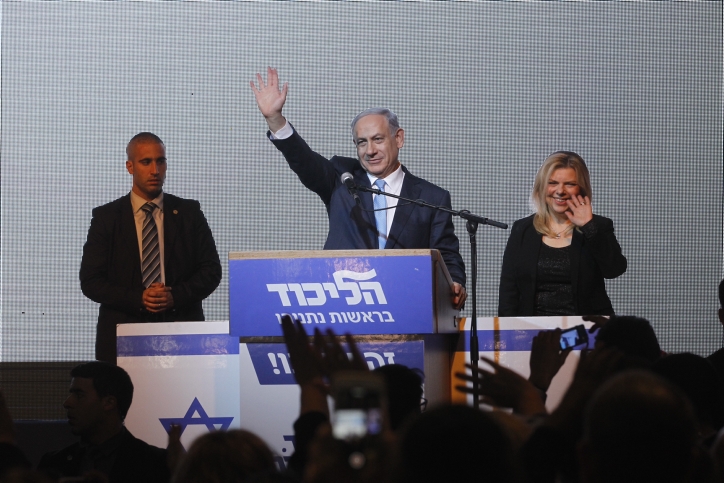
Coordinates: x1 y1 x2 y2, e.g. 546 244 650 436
80 133 222 363
38 362 170 483
250 68 466 309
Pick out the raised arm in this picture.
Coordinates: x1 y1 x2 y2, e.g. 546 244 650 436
250 67 289 133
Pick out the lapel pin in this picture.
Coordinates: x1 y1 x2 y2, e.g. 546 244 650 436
173 210 178 215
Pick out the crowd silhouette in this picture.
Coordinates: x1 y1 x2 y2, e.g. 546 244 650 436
1 280 723 483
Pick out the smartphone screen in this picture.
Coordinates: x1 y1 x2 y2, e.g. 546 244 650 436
560 325 588 350
332 409 368 440
332 373 386 440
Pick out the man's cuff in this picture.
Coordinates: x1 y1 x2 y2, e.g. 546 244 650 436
270 122 293 140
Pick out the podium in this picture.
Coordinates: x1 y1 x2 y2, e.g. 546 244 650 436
119 249 461 468
228 249 459 336
118 250 592 467
228 249 461 410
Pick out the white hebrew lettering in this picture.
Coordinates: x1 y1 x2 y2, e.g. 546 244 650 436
267 284 291 306
364 352 386 369
267 269 386 308
276 353 292 374
302 283 326 306
287 284 308 306
333 270 364 305
268 353 281 375
323 283 340 298
359 281 388 304
305 313 319 324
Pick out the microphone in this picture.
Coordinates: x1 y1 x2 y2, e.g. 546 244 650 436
340 172 360 205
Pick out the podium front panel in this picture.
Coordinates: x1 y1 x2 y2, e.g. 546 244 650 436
118 321 241 451
452 316 595 411
229 250 436 337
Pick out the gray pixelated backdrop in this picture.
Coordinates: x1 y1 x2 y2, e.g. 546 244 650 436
0 1 721 361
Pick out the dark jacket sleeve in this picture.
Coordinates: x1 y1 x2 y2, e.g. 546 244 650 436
37 444 82 479
79 205 145 317
429 189 466 287
269 128 338 205
498 219 525 317
113 437 171 483
166 200 222 310
579 216 627 279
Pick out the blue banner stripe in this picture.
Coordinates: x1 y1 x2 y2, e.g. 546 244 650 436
247 341 425 385
457 329 593 352
118 334 239 357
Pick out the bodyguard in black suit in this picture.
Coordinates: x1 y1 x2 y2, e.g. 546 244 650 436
80 133 221 363
250 68 466 309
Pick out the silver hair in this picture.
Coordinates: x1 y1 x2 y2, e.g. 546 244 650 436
350 108 401 138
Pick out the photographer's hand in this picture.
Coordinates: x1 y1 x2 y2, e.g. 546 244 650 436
313 328 369 377
582 315 610 335
545 347 624 438
281 315 329 416
528 328 572 394
455 357 546 416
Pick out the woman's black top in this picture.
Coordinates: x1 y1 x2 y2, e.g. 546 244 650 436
535 244 576 316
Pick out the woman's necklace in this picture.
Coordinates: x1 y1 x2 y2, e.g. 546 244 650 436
551 222 573 239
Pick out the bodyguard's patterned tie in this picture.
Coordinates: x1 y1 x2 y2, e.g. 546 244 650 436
140 202 161 287
373 179 387 249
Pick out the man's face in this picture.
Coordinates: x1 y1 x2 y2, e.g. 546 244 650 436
353 114 404 179
126 141 167 201
63 377 110 438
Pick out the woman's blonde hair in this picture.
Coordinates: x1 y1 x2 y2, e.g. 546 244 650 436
532 151 592 238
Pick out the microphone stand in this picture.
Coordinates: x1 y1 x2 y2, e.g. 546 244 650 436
354 185 508 230
353 184 508 408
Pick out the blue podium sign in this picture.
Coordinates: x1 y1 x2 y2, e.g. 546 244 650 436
229 251 440 336
247 340 425 385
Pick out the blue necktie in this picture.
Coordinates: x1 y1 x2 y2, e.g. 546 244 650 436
373 179 387 249
140 202 161 287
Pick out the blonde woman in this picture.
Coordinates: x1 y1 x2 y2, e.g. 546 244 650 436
498 152 626 316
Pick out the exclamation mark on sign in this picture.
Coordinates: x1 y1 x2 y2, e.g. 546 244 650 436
268 353 281 374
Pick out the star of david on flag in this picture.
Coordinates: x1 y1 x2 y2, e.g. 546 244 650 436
159 397 234 435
